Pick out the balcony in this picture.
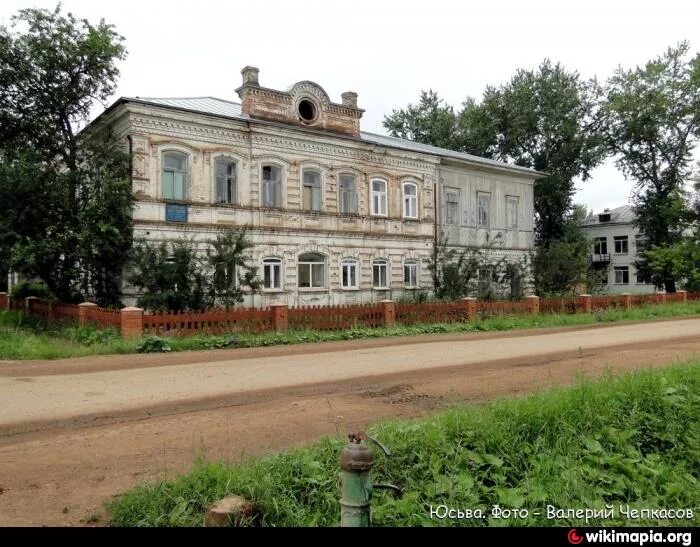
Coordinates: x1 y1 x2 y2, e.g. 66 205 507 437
589 253 611 264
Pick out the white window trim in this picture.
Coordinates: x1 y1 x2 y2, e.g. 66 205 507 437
213 155 239 205
371 178 388 217
338 172 359 215
262 257 283 292
340 258 360 290
297 253 327 290
613 266 630 285
372 258 390 289
477 191 491 229
444 187 460 226
260 161 286 209
613 236 629 255
161 149 191 201
301 167 324 212
403 260 419 288
402 181 419 220
506 195 519 230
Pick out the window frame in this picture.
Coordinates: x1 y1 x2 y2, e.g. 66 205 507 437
371 178 388 217
403 260 419 288
506 195 519 230
613 266 630 285
613 235 629 255
338 173 358 214
162 151 188 201
261 163 284 208
340 258 359 290
402 181 418 219
477 192 491 229
372 258 389 289
594 237 608 255
302 168 322 212
297 253 326 289
214 156 238 205
262 257 283 291
445 187 460 226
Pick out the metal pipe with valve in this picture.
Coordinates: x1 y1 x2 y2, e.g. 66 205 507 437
339 432 402 527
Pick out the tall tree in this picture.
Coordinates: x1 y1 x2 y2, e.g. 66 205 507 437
599 42 700 292
0 5 131 305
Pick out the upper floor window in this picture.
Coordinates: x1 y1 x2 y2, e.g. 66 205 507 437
614 235 629 254
261 164 282 208
215 158 237 204
402 182 418 219
338 174 358 214
302 169 322 211
506 196 519 230
341 259 358 289
371 179 387 216
163 152 187 200
298 253 325 289
262 258 283 290
594 237 608 255
635 235 649 253
372 259 388 288
477 192 491 228
404 261 418 288
445 188 460 225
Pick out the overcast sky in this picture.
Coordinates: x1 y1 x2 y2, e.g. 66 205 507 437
3 0 698 212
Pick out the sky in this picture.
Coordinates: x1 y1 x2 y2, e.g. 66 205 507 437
2 0 698 212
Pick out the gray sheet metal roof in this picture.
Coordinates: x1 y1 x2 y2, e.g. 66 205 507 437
582 204 636 226
123 96 542 177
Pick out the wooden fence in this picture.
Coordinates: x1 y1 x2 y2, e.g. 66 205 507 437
0 290 695 339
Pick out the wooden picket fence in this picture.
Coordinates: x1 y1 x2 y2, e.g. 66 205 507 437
143 308 273 336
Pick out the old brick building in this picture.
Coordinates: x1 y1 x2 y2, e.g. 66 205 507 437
93 67 540 307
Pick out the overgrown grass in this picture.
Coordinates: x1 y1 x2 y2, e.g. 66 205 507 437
2 301 700 360
108 363 700 527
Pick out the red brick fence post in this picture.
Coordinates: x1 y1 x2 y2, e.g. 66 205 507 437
0 292 8 311
271 304 289 332
380 299 396 327
677 290 687 303
78 302 98 327
620 293 632 310
461 297 477 320
578 294 592 314
120 307 144 339
525 295 540 314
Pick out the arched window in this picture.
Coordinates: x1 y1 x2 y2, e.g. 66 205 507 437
372 259 388 288
163 151 187 200
404 260 418 288
263 258 283 290
371 179 387 216
338 174 357 214
261 164 282 208
402 182 418 219
215 157 237 204
341 258 358 289
298 253 326 288
302 169 322 211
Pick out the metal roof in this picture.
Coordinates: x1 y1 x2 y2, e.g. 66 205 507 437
122 96 542 177
582 204 636 226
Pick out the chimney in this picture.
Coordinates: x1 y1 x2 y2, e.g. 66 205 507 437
241 66 260 86
341 91 358 109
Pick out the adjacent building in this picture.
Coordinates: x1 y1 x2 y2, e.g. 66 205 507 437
92 67 541 307
581 205 656 294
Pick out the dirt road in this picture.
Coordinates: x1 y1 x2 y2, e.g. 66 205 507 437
1 318 699 526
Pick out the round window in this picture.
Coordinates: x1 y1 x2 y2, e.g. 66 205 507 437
298 99 317 123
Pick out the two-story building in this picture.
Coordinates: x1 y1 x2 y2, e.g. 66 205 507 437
581 205 656 294
92 67 540 307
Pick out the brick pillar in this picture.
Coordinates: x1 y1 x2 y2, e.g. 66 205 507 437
525 295 540 314
25 296 39 315
620 293 632 310
0 292 8 311
677 290 687 303
659 293 667 305
46 301 54 321
78 302 98 327
380 299 396 327
271 304 288 332
578 294 592 314
120 307 144 339
461 297 477 320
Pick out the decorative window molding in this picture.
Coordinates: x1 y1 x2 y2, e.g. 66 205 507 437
372 258 389 288
371 178 388 217
402 182 418 219
298 252 326 289
340 258 359 289
262 257 283 290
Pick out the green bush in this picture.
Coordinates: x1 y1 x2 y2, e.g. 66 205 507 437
137 336 172 353
9 281 51 301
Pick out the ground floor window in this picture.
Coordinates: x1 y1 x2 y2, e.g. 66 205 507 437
341 259 358 289
298 253 325 288
372 259 388 288
263 258 282 290
404 261 418 287
614 266 629 285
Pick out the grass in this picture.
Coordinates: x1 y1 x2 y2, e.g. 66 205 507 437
107 362 700 527
1 301 700 360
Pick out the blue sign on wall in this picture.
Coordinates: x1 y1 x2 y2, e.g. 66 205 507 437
165 204 188 223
